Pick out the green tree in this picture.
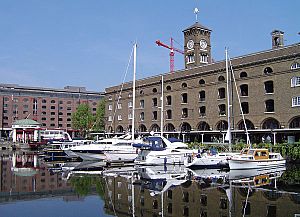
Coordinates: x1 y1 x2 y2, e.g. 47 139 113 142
93 99 106 132
72 103 94 137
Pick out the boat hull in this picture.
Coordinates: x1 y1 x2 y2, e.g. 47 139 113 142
229 159 286 170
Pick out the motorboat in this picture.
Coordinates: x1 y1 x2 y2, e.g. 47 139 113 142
68 134 139 161
133 135 196 165
184 148 238 169
228 148 286 170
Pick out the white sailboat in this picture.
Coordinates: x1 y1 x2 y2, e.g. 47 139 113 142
69 43 141 163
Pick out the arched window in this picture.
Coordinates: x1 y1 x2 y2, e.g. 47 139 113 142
238 119 254 130
152 88 157 93
262 118 280 129
139 124 147 132
291 62 300 70
199 79 205 85
182 82 188 88
181 122 191 132
218 75 225 82
165 123 175 132
166 85 172 91
116 125 124 133
197 121 210 131
289 116 300 128
216 120 228 131
264 67 273 74
240 71 248 78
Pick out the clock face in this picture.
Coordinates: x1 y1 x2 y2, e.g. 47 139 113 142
187 40 194 49
200 39 207 49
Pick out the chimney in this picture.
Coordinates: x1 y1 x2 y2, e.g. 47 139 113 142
271 30 284 49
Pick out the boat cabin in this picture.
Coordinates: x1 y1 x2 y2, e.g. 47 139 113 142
133 137 167 151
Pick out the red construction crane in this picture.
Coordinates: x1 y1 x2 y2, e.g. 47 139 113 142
156 37 184 72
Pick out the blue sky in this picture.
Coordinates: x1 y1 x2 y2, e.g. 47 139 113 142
0 0 299 92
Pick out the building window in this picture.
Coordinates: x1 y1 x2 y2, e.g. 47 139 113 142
128 101 133 108
140 112 144 121
265 81 274 93
108 116 112 121
117 103 122 109
128 92 132 97
108 104 112 110
139 90 144 95
67 107 72 111
241 102 249 114
292 96 300 107
167 203 172 214
199 79 205 85
166 85 171 91
218 75 225 82
199 91 205 102
152 111 158 120
200 53 208 63
23 98 29 102
265 99 275 112
186 54 195 63
108 96 112 101
167 190 172 199
264 67 273 74
218 88 226 99
51 100 56 103
23 105 29 109
4 97 9 102
219 104 226 116
242 201 251 215
41 117 47 121
181 93 188 103
67 101 72 104
182 108 188 118
152 88 157 93
140 100 144 108
240 71 248 78
267 205 276 217
59 112 63 115
42 111 46 115
240 84 249 96
152 98 158 107
166 96 172 105
51 112 55 115
199 106 206 117
117 115 122 120
51 106 55 109
291 62 300 70
50 118 55 121
220 198 227 209
182 82 188 88
291 76 300 87
200 195 207 206
166 110 172 119
128 112 132 120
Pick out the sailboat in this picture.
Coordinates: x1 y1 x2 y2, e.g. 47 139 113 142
184 49 238 169
69 43 141 163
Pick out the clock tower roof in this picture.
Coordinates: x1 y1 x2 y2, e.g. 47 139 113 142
183 22 211 33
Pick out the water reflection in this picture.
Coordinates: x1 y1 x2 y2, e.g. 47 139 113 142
0 150 299 217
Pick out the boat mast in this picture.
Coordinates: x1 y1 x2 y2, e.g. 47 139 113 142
160 75 164 137
225 48 232 150
131 43 137 139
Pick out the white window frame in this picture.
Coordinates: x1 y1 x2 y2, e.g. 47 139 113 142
117 115 122 120
291 77 300 87
186 54 195 64
108 116 112 122
117 103 122 109
108 104 112 111
128 112 132 120
291 62 300 70
128 101 133 108
292 96 300 107
200 53 208 63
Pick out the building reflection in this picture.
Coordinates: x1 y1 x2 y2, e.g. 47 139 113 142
0 151 76 203
102 166 300 217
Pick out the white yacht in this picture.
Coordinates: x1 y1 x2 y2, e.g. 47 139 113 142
68 134 137 161
228 148 286 170
184 149 237 169
133 135 196 165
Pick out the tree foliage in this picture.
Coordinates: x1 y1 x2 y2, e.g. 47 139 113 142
93 99 106 132
72 103 94 137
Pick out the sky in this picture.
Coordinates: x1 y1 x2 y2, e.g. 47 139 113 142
0 0 299 92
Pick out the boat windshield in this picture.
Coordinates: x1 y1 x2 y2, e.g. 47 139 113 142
143 137 166 149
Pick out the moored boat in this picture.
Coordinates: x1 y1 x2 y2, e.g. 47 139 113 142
228 148 286 170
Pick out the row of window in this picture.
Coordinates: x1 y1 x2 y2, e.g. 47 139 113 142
108 76 300 111
108 99 280 122
107 63 300 101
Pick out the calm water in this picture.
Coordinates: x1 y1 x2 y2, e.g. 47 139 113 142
0 150 299 217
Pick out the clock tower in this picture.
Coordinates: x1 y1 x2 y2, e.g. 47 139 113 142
183 22 212 69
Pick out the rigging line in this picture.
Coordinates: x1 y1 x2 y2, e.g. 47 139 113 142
228 54 251 146
243 184 251 217
173 38 183 49
110 46 134 130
